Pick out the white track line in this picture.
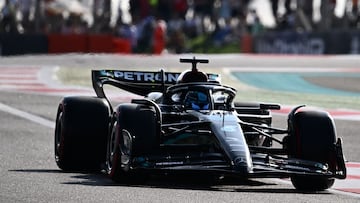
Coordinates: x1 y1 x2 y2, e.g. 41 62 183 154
0 102 55 129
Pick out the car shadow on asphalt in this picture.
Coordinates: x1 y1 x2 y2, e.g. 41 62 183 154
9 169 332 195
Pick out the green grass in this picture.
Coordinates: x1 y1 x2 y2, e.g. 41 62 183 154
187 35 241 53
57 67 93 87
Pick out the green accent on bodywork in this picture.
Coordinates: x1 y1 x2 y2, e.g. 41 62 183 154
163 134 195 145
99 70 114 78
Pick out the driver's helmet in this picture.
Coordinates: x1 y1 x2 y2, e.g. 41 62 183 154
184 91 210 110
176 70 208 83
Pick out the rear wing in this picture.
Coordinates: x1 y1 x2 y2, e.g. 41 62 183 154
92 69 220 98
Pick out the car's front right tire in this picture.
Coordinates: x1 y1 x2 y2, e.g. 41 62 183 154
54 96 111 171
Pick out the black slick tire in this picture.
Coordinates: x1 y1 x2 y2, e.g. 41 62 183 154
54 96 111 171
289 110 337 191
106 103 158 182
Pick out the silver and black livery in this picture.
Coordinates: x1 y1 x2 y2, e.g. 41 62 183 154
54 57 347 191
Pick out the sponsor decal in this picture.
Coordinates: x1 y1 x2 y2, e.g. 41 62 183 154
113 71 180 83
256 38 325 54
234 157 245 164
156 161 184 166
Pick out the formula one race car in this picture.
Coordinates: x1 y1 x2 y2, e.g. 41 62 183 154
54 57 347 191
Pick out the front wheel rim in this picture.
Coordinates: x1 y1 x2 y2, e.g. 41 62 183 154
54 111 63 162
107 121 117 173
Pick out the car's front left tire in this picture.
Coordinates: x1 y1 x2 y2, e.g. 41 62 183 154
288 110 337 191
106 103 158 182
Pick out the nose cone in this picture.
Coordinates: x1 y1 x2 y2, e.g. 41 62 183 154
233 156 253 174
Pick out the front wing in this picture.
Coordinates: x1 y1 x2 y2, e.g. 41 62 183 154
128 150 346 179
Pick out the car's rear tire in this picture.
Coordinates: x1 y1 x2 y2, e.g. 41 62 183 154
54 96 111 171
107 103 158 182
289 110 337 191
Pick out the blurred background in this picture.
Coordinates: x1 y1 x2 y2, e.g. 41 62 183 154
0 0 359 55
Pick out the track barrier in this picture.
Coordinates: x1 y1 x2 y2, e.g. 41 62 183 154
1 30 360 55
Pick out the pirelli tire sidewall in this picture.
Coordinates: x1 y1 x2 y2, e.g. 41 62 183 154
289 110 337 191
116 103 158 156
54 96 111 171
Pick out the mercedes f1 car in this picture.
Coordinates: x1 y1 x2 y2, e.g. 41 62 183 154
54 57 346 191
